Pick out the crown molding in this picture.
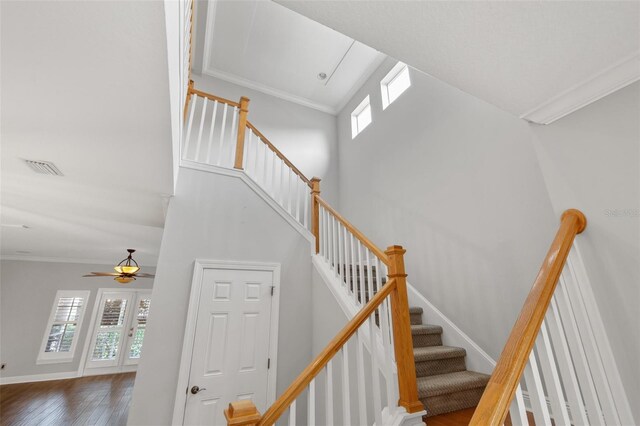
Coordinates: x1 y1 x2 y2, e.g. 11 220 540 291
0 254 156 267
521 51 640 125
202 67 338 115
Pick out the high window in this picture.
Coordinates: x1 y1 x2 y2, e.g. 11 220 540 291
38 290 90 364
351 95 372 139
381 62 411 109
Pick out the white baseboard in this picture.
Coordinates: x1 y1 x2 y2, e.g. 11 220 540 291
0 371 79 385
406 283 496 375
180 159 314 243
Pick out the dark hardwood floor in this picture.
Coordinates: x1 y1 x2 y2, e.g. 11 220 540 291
0 373 135 426
426 407 539 425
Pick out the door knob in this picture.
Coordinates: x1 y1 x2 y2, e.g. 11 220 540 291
190 385 206 394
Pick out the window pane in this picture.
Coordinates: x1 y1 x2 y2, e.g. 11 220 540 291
356 103 372 132
45 324 64 352
59 324 76 352
129 326 146 359
99 299 128 327
129 298 151 359
92 331 121 360
387 65 410 104
53 297 84 322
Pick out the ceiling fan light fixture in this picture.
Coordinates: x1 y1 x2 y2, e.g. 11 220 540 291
115 276 134 284
114 265 140 274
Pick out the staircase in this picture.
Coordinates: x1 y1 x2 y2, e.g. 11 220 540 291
410 307 491 417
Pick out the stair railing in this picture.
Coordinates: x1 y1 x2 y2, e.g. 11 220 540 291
470 209 625 425
225 242 424 426
182 86 313 231
181 84 424 424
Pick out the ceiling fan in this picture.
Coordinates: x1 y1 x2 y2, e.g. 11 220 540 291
83 249 155 284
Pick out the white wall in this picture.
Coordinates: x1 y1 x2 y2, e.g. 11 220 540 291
192 74 340 206
336 58 558 361
0 260 154 380
128 167 313 425
530 82 640 422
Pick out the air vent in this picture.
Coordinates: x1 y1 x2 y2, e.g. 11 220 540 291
24 160 64 176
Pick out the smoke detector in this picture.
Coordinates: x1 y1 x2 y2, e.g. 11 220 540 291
24 159 63 176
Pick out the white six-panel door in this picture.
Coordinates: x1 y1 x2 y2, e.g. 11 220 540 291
183 268 275 426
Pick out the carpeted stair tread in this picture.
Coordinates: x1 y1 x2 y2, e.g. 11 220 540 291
414 345 466 362
417 370 491 398
411 324 443 335
409 307 423 315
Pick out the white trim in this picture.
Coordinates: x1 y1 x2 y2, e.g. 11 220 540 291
405 282 496 375
172 260 281 425
179 159 314 243
37 290 91 365
0 371 78 385
0 255 156 267
521 51 640 125
521 390 572 422
77 288 151 377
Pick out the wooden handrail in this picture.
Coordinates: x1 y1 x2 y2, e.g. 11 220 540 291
190 88 241 108
258 278 398 426
315 195 390 265
246 121 312 187
469 209 587 426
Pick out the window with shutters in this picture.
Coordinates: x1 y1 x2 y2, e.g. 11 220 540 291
37 290 90 364
91 298 128 361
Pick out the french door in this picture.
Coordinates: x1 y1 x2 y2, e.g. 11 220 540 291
85 290 151 372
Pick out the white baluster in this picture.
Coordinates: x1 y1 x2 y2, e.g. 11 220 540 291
350 234 357 305
308 379 315 426
555 279 604 425
288 400 296 426
244 131 253 178
369 311 383 426
343 225 351 295
216 103 228 166
378 266 396 411
279 159 286 207
303 185 309 229
337 222 343 282
523 350 552 426
270 154 278 199
357 241 365 305
205 100 218 164
319 207 325 259
194 97 207 162
261 141 269 190
286 169 293 215
366 249 374 304
229 106 238 166
326 361 334 426
537 320 571 425
547 297 589 425
341 345 351 425
564 254 620 425
294 178 301 223
355 330 368 426
183 95 198 160
508 383 529 426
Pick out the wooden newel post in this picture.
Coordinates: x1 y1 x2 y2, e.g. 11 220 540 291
225 400 261 426
310 177 321 253
234 96 251 170
183 80 195 121
385 245 425 414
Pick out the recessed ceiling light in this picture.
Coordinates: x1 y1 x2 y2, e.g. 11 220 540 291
317 72 327 81
23 159 64 176
1 224 30 229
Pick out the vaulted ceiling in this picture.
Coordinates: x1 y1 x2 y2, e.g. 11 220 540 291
195 0 386 114
276 1 640 120
1 1 173 265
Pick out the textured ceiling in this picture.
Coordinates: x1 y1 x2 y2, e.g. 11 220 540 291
276 1 640 116
1 1 173 265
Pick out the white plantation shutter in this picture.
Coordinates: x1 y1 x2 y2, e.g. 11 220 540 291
92 298 128 361
38 290 90 364
129 298 151 359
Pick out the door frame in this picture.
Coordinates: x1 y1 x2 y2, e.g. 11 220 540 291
172 259 281 426
77 287 152 377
